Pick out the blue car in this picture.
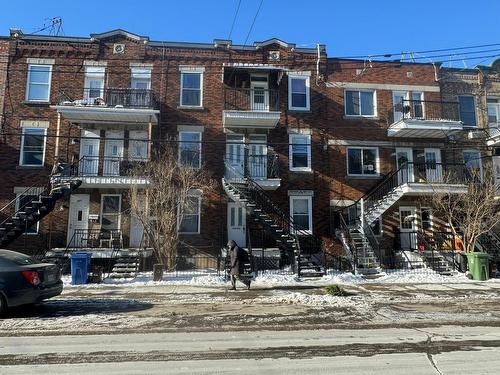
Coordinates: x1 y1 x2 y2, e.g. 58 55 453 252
0 249 63 315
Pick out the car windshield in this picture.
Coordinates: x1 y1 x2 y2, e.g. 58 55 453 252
0 251 36 266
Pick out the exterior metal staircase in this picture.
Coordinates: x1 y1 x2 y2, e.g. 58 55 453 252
0 168 81 247
336 162 465 275
222 165 324 277
478 230 500 261
109 254 141 278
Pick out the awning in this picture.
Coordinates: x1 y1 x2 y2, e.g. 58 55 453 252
53 105 159 125
388 119 463 138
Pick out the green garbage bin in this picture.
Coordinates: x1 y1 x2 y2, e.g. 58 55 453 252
466 252 490 281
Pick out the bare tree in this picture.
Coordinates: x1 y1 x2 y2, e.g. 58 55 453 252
128 144 215 270
428 165 500 253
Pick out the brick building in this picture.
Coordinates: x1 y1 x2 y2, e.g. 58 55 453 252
0 28 493 275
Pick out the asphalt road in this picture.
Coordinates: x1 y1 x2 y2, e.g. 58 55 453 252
2 326 500 374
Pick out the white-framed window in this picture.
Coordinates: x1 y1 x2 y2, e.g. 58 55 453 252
347 147 379 176
345 90 376 117
458 95 477 127
487 97 499 124
180 70 203 107
421 207 433 230
179 131 202 168
131 67 151 89
289 134 311 172
101 194 121 231
16 190 42 234
411 91 424 118
26 64 52 102
290 195 312 234
128 130 149 161
463 150 482 181
84 66 105 100
178 195 201 234
288 74 310 110
20 127 47 166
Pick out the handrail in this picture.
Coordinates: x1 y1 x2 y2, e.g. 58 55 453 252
338 214 357 272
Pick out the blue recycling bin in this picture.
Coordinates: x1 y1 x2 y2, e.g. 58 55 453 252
71 252 92 285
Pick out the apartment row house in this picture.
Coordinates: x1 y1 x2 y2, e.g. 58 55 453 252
0 28 498 275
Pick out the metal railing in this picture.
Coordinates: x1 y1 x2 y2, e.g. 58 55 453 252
74 156 148 177
389 99 461 124
224 151 280 180
67 229 123 249
58 88 158 109
224 88 280 112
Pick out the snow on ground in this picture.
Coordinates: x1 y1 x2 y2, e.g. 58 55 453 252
61 268 498 289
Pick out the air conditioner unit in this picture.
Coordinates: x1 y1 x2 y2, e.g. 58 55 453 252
269 50 280 61
113 43 125 54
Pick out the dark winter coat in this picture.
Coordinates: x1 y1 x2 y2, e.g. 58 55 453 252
228 241 247 276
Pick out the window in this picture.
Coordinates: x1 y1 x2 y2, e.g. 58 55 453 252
128 130 149 161
84 66 105 100
288 75 310 110
290 196 312 234
458 96 477 127
20 127 47 166
180 72 203 107
463 150 482 181
101 195 121 231
26 64 52 102
411 92 424 118
347 147 378 176
421 207 432 230
16 192 41 234
487 98 499 124
131 67 151 89
289 134 311 171
179 195 201 234
179 131 201 168
345 90 376 116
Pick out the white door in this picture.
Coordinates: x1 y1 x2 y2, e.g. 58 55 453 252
130 194 145 248
67 194 90 247
424 148 442 182
393 91 409 122
248 135 267 179
103 130 124 176
225 135 245 179
493 156 500 192
399 206 417 250
251 75 269 111
395 147 414 184
79 130 100 176
227 202 246 247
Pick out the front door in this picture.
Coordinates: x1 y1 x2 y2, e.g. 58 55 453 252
250 75 269 111
79 130 100 176
393 91 409 122
129 194 145 248
67 194 90 247
399 206 417 250
424 148 442 182
103 130 124 176
227 202 246 247
396 147 414 184
248 135 267 179
225 135 245 179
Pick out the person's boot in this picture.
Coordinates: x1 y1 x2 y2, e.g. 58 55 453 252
246 280 251 290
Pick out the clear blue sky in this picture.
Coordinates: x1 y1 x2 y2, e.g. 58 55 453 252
2 0 500 66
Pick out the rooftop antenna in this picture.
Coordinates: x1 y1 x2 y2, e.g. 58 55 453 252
32 17 64 36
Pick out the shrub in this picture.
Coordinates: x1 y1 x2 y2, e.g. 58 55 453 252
325 284 348 296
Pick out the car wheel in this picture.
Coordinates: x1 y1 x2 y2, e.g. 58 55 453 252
0 294 6 317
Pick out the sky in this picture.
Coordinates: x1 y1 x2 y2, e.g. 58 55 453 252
1 0 500 67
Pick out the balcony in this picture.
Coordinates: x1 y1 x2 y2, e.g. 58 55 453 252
387 100 463 138
223 88 281 129
224 152 281 190
53 88 160 125
68 157 149 188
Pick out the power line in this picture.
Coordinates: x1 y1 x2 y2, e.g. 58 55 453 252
242 0 264 46
228 0 242 40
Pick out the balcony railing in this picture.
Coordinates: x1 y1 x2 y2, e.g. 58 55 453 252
76 156 148 177
224 88 280 112
58 88 158 109
389 99 460 124
68 229 123 249
224 152 280 180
